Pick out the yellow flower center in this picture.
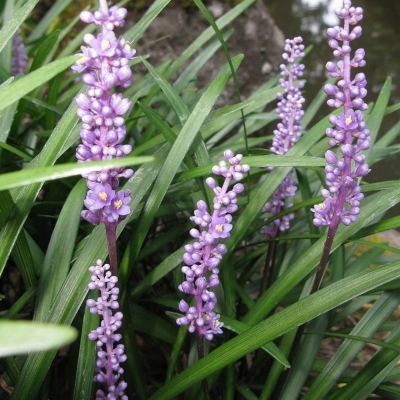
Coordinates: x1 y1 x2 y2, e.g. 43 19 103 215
317 203 325 210
214 320 220 328
114 200 122 210
99 191 108 201
101 40 111 51
78 56 86 65
124 43 131 51
215 224 224 233
345 115 352 126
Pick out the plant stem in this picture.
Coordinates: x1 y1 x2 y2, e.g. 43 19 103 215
196 330 210 400
259 232 279 295
105 222 118 277
277 220 340 396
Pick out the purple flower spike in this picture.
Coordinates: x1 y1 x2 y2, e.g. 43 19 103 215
72 0 136 227
176 151 249 340
87 260 128 400
11 31 28 76
261 37 305 237
312 0 370 228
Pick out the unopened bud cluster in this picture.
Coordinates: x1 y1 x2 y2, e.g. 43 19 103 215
262 37 305 236
11 32 28 76
87 260 127 400
176 150 249 340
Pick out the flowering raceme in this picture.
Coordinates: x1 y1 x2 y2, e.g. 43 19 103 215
261 37 305 236
72 2 134 398
311 0 369 228
11 31 28 76
176 150 249 340
72 0 136 227
87 260 128 400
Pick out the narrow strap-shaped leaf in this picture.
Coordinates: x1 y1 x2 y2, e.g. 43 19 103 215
327 323 400 400
0 320 77 357
0 156 152 191
34 180 86 322
350 215 400 239
125 0 171 45
242 186 400 326
170 0 254 75
0 190 36 286
131 304 177 344
139 59 213 201
131 248 184 300
119 55 243 286
2 284 37 320
173 29 234 92
307 331 400 354
28 0 74 42
10 146 167 400
259 328 298 400
73 291 98 400
303 290 400 400
302 77 334 128
0 141 32 161
142 58 189 126
0 79 18 143
174 155 324 183
121 299 148 400
166 323 188 382
29 30 61 72
0 0 40 55
365 76 391 160
375 119 400 148
244 155 326 167
0 56 77 111
236 382 258 400
0 357 20 386
221 315 290 368
148 260 400 399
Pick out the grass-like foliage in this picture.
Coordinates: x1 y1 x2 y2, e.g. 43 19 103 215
1 0 400 399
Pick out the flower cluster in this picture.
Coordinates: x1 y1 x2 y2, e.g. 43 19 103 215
72 0 136 226
11 31 28 76
87 260 128 400
176 150 249 340
312 0 370 227
261 37 305 236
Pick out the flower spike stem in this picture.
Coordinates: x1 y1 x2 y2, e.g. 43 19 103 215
280 2 370 395
311 0 369 290
73 1 135 397
72 0 136 274
105 222 118 277
176 151 249 399
260 37 305 294
259 235 279 295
